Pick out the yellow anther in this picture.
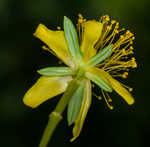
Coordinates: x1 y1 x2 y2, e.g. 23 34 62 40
130 46 133 50
57 26 61 30
122 72 128 79
126 30 130 34
131 57 135 61
109 106 114 110
98 96 102 100
105 15 110 21
130 41 133 44
126 30 133 36
42 46 55 56
120 35 124 39
116 22 119 28
131 58 137 68
42 45 49 51
132 36 135 40
108 97 112 102
78 13 83 19
129 51 134 54
115 30 119 34
129 88 133 92
102 90 114 110
111 20 116 24
93 93 102 100
122 49 126 54
131 58 137 67
107 26 112 30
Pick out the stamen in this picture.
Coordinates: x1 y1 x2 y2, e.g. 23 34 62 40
78 13 83 19
122 72 128 79
131 57 137 68
129 88 133 92
42 46 56 56
101 90 114 110
111 20 116 24
77 13 85 41
93 92 102 100
57 26 61 30
120 82 133 92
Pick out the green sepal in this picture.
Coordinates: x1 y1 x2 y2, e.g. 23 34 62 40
87 44 113 67
64 16 83 63
86 72 112 92
37 67 74 76
67 79 85 126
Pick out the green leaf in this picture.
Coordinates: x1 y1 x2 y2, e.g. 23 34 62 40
37 67 74 76
86 72 112 92
87 44 113 67
67 79 85 126
64 16 83 63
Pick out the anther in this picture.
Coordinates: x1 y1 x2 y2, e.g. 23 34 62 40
131 58 137 68
122 49 126 54
93 93 102 100
130 46 133 50
78 13 83 19
111 20 116 24
115 30 119 34
129 88 133 92
107 26 112 30
108 97 112 102
42 45 49 51
122 72 128 79
120 35 124 39
57 26 61 30
116 22 119 28
102 90 114 110
98 96 102 100
109 106 114 110
105 15 110 21
126 30 132 36
130 41 133 45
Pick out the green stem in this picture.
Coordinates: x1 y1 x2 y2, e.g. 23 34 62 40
39 68 85 147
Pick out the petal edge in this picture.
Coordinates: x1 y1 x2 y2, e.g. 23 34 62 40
23 76 72 108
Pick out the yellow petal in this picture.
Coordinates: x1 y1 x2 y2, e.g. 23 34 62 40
34 24 74 67
89 67 134 105
71 79 92 142
80 21 103 61
107 76 134 105
23 76 72 108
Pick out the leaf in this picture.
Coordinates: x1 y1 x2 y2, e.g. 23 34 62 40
64 16 83 63
67 79 85 126
87 44 113 67
86 72 112 92
37 67 74 76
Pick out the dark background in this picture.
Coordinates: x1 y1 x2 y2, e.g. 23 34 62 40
0 0 149 146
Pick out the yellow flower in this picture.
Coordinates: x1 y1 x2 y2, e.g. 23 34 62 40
23 14 137 142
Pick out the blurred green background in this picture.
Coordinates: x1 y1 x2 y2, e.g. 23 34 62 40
0 0 149 146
